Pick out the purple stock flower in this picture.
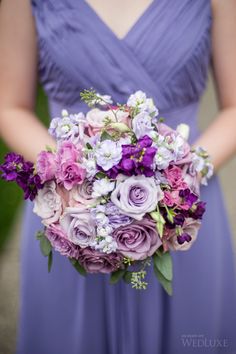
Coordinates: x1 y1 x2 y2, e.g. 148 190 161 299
0 152 43 201
179 188 198 209
106 135 157 178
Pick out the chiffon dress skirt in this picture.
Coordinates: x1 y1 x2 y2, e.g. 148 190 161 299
16 0 236 353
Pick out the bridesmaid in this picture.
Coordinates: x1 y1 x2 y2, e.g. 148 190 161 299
0 0 236 353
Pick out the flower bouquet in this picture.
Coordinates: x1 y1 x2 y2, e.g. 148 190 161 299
0 90 213 295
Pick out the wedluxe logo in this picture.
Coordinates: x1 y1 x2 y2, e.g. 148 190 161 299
181 334 229 350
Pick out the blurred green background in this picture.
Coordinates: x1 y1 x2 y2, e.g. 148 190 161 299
0 85 49 251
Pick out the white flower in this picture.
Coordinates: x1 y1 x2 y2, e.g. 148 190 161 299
92 178 115 198
82 156 97 178
176 124 190 141
154 146 174 170
93 235 118 254
33 181 62 225
127 90 147 107
139 98 159 117
97 224 113 237
94 212 109 226
132 111 153 138
95 140 122 171
91 93 113 106
171 134 186 161
49 113 79 140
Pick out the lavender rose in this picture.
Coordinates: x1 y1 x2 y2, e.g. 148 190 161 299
69 179 97 207
167 217 201 251
33 181 62 226
60 207 96 248
78 247 123 273
112 217 162 260
110 175 163 220
45 223 81 259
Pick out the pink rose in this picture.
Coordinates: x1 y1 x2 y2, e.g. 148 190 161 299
56 161 86 191
86 108 130 136
112 217 162 260
45 223 81 259
165 218 201 251
78 247 123 273
163 190 181 207
36 151 57 183
164 166 187 189
56 140 82 164
55 140 86 190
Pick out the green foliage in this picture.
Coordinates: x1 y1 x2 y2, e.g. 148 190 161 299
69 258 87 276
0 85 50 251
153 250 173 296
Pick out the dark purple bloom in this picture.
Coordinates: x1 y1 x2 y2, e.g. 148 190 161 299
179 188 198 208
177 233 192 245
190 201 206 220
0 152 43 201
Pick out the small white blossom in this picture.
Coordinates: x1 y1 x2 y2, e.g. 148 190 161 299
92 178 115 198
154 146 174 170
91 93 113 106
95 140 122 171
127 90 147 107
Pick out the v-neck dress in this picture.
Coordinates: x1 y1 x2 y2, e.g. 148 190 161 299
16 1 236 353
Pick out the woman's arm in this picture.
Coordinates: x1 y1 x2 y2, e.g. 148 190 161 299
193 0 236 172
0 0 56 163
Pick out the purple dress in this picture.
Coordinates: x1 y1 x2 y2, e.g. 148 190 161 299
16 1 236 353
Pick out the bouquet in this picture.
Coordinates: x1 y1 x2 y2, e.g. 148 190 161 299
0 90 213 295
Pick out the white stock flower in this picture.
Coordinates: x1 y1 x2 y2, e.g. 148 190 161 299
127 90 147 107
92 178 115 198
95 140 122 171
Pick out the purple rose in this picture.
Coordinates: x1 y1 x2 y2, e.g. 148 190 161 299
78 247 123 273
60 207 96 248
112 217 162 260
45 223 81 259
111 175 163 220
36 151 57 183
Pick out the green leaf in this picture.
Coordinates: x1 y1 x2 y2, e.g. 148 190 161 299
69 258 87 276
95 171 107 179
154 266 173 296
153 251 173 281
110 268 126 284
100 131 113 141
36 230 45 240
122 271 133 284
48 251 53 272
39 234 52 257
86 142 93 150
150 211 166 238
